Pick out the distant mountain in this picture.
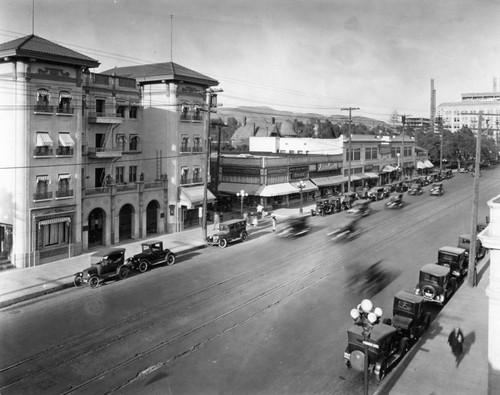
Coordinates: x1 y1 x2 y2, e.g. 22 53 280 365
214 106 388 128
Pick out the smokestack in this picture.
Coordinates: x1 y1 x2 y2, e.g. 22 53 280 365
243 116 246 126
430 79 436 132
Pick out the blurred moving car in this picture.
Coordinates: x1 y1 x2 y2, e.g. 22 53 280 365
429 182 444 196
276 215 311 238
385 193 404 209
347 199 371 217
74 247 129 288
327 217 361 241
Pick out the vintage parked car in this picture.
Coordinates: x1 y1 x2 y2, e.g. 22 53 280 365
126 241 176 272
458 233 487 261
443 169 453 179
74 247 130 288
414 263 457 305
383 291 431 344
367 187 387 201
429 182 444 196
436 246 468 278
407 183 423 195
385 193 404 209
207 218 248 248
276 215 310 238
344 322 410 381
312 197 340 216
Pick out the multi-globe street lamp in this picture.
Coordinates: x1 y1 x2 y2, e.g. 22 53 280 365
296 180 306 214
350 299 383 395
236 189 248 218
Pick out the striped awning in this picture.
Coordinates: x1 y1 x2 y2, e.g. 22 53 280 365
58 173 71 180
38 217 71 228
291 180 318 193
36 132 53 147
217 182 260 195
36 175 50 183
256 182 300 197
381 165 397 173
311 177 335 187
37 89 49 96
416 161 426 169
424 160 434 168
361 172 379 179
59 91 72 100
179 186 216 209
58 133 75 147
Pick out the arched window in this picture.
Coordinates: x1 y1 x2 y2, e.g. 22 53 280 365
36 89 50 112
58 91 73 114
181 103 189 120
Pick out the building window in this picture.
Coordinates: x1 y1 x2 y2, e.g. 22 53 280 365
129 106 138 119
96 133 106 149
56 174 72 198
181 104 189 120
116 167 125 184
391 146 401 158
41 222 68 247
129 166 137 183
57 133 75 156
180 167 189 184
365 147 378 160
35 132 53 156
346 148 361 161
181 135 189 152
193 136 202 152
116 134 127 151
35 89 51 112
129 135 139 151
57 91 73 114
404 146 412 157
193 167 201 183
35 175 51 200
116 103 126 118
193 104 202 121
96 99 106 116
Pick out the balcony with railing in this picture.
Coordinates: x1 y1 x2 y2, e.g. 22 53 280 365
116 183 138 192
33 147 53 157
56 147 74 156
87 111 124 124
34 191 53 201
34 105 54 114
83 187 110 196
56 106 74 115
180 176 203 186
87 146 123 159
56 189 74 198
144 181 163 190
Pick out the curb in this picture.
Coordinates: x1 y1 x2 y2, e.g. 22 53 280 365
0 244 208 310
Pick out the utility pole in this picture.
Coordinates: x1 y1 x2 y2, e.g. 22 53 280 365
202 88 222 241
400 114 410 181
468 111 483 287
437 116 444 175
341 107 359 193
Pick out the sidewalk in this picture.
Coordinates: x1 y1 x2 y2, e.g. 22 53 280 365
376 258 490 395
0 204 315 309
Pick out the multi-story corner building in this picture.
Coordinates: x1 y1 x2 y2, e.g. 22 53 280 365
437 79 500 134
0 34 218 268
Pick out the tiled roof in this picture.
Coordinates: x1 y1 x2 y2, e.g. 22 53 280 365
102 62 218 86
0 35 99 68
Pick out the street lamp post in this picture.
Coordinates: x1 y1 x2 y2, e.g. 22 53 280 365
350 299 383 395
297 180 306 214
396 152 401 180
236 189 248 218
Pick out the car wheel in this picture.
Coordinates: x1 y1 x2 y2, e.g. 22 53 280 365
166 253 176 266
138 260 149 273
219 238 228 248
422 285 436 299
376 364 386 382
118 266 129 280
73 274 83 287
89 276 99 288
241 231 248 242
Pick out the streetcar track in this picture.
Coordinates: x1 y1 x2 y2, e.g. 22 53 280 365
2 174 498 393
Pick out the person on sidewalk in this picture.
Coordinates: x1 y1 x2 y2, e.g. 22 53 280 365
447 326 464 366
272 216 277 231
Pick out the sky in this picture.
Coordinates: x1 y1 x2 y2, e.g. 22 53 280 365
2 0 500 122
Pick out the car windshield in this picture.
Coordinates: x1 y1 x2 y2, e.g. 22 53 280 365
438 252 456 264
142 245 151 253
422 272 442 284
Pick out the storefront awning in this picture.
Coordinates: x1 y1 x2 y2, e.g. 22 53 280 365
38 217 71 228
424 160 434 168
36 132 53 147
179 186 216 209
256 182 301 197
416 161 426 169
349 174 362 181
58 133 75 147
311 177 335 187
217 182 260 195
290 180 318 193
328 175 349 185
361 172 379 179
381 165 397 173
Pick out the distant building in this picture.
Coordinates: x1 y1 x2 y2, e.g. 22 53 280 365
406 117 431 131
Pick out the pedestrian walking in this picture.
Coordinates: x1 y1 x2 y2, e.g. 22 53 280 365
272 216 277 231
447 326 464 366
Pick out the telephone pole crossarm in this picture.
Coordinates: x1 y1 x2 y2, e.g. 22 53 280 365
341 107 360 193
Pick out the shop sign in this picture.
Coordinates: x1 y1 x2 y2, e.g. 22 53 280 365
267 167 288 175
317 162 339 171
290 166 309 179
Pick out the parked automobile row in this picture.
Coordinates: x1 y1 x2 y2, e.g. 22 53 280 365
344 223 487 382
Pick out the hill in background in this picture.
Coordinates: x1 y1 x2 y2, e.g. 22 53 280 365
214 106 388 128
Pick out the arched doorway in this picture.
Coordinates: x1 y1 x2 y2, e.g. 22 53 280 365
119 204 134 241
88 208 105 246
146 200 160 234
